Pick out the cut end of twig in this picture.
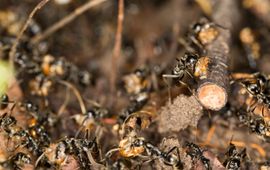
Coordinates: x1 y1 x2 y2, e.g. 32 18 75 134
197 82 227 111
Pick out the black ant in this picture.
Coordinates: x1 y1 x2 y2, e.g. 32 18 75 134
106 133 183 169
36 137 101 169
0 97 18 136
232 73 270 114
249 117 270 141
27 116 51 147
237 110 270 141
122 67 151 96
223 143 246 170
163 52 198 81
118 92 149 124
72 105 109 137
238 73 270 113
184 142 211 170
132 138 183 169
13 129 43 156
40 55 92 86
162 52 200 100
14 52 41 75
0 112 17 135
0 152 31 170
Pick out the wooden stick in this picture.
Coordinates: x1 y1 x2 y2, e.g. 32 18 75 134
9 0 51 69
31 0 108 44
110 0 124 95
197 0 240 111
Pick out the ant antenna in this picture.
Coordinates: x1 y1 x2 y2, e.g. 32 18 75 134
57 87 71 116
35 152 46 167
162 76 172 104
57 80 86 114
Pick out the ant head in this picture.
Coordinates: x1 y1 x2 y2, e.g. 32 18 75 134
2 114 17 126
133 138 144 147
242 81 261 95
172 64 183 76
255 73 268 89
192 22 203 34
184 52 198 66
13 152 31 164
134 68 148 79
227 143 237 156
183 141 192 148
86 109 96 119
25 101 39 113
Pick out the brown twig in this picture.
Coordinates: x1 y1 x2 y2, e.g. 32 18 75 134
196 0 240 111
110 0 124 95
8 0 51 70
30 0 108 44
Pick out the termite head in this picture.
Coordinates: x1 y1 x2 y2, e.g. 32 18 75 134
190 18 219 46
194 56 210 79
29 74 53 97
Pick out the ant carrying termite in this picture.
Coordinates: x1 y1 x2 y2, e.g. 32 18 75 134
223 143 246 170
106 131 183 170
184 142 211 170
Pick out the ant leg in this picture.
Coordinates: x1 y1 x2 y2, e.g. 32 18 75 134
75 125 84 139
151 71 159 91
185 70 194 80
35 152 46 167
85 150 104 168
162 74 180 103
178 80 193 94
164 146 182 168
190 36 203 49
102 148 119 162
261 104 265 118
57 80 86 114
84 129 90 139
8 102 17 116
175 147 183 169
201 125 216 146
162 76 172 104
58 87 70 116
166 146 178 156
139 158 155 168
75 115 89 138
178 38 196 53
247 98 258 114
